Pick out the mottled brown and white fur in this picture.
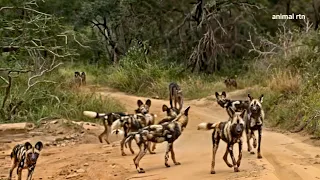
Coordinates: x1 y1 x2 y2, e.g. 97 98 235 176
124 106 191 173
197 108 246 174
169 82 183 111
215 92 249 112
8 141 43 180
244 94 264 159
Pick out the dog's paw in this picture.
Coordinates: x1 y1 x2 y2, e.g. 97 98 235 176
250 151 255 155
257 153 262 159
138 168 145 173
174 162 181 165
165 163 171 167
130 151 135 155
121 152 127 156
210 170 216 174
234 167 240 172
150 151 156 154
227 163 233 168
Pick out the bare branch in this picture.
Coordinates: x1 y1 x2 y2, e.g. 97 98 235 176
24 62 63 94
247 32 276 57
0 7 51 16
0 76 9 84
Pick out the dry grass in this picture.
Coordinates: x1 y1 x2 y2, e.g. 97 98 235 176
267 70 302 94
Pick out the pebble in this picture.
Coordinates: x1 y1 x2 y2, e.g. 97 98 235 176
77 169 86 173
66 173 79 179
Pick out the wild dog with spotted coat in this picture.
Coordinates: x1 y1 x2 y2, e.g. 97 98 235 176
150 104 180 151
8 141 43 180
224 78 237 88
119 113 157 156
169 82 183 111
157 104 180 125
80 72 86 86
244 94 264 159
82 111 128 144
215 92 249 112
124 106 191 173
197 108 246 174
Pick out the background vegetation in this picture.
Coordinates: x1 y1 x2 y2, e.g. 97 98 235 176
1 0 320 136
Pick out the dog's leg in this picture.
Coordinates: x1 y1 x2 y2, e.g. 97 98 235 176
236 139 243 167
99 120 110 144
210 139 220 174
8 158 17 180
17 167 22 180
223 145 233 168
165 142 173 167
228 143 239 172
128 138 135 154
151 142 156 151
147 142 156 154
27 167 35 180
257 128 262 159
246 128 253 153
120 137 127 156
170 143 181 165
133 142 148 173
252 131 257 148
252 131 257 149
104 125 111 144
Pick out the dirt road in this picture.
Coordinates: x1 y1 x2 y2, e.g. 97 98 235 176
1 87 320 180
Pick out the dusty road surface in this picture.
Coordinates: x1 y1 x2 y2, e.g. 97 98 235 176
1 86 320 180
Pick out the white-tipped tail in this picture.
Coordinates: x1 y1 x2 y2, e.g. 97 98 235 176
83 111 98 118
197 122 216 130
154 114 157 118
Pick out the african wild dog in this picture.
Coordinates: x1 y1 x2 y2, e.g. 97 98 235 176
150 104 181 151
74 71 86 87
197 108 246 174
74 72 82 87
82 111 128 144
224 78 237 89
169 82 183 111
124 106 191 173
80 72 86 86
215 92 249 112
157 104 180 125
8 141 43 180
119 114 157 156
244 94 264 159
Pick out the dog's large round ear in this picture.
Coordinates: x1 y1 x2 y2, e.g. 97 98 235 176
226 107 235 118
146 99 151 107
240 109 246 118
35 141 43 151
222 91 226 98
137 100 143 107
24 142 33 151
215 92 219 98
184 106 190 116
162 104 168 112
259 94 264 103
248 94 253 101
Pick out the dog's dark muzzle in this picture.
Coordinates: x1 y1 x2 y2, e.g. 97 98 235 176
235 124 243 134
28 153 39 163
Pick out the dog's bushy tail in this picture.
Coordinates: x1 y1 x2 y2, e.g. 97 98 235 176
83 111 107 119
124 132 138 148
197 122 217 130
